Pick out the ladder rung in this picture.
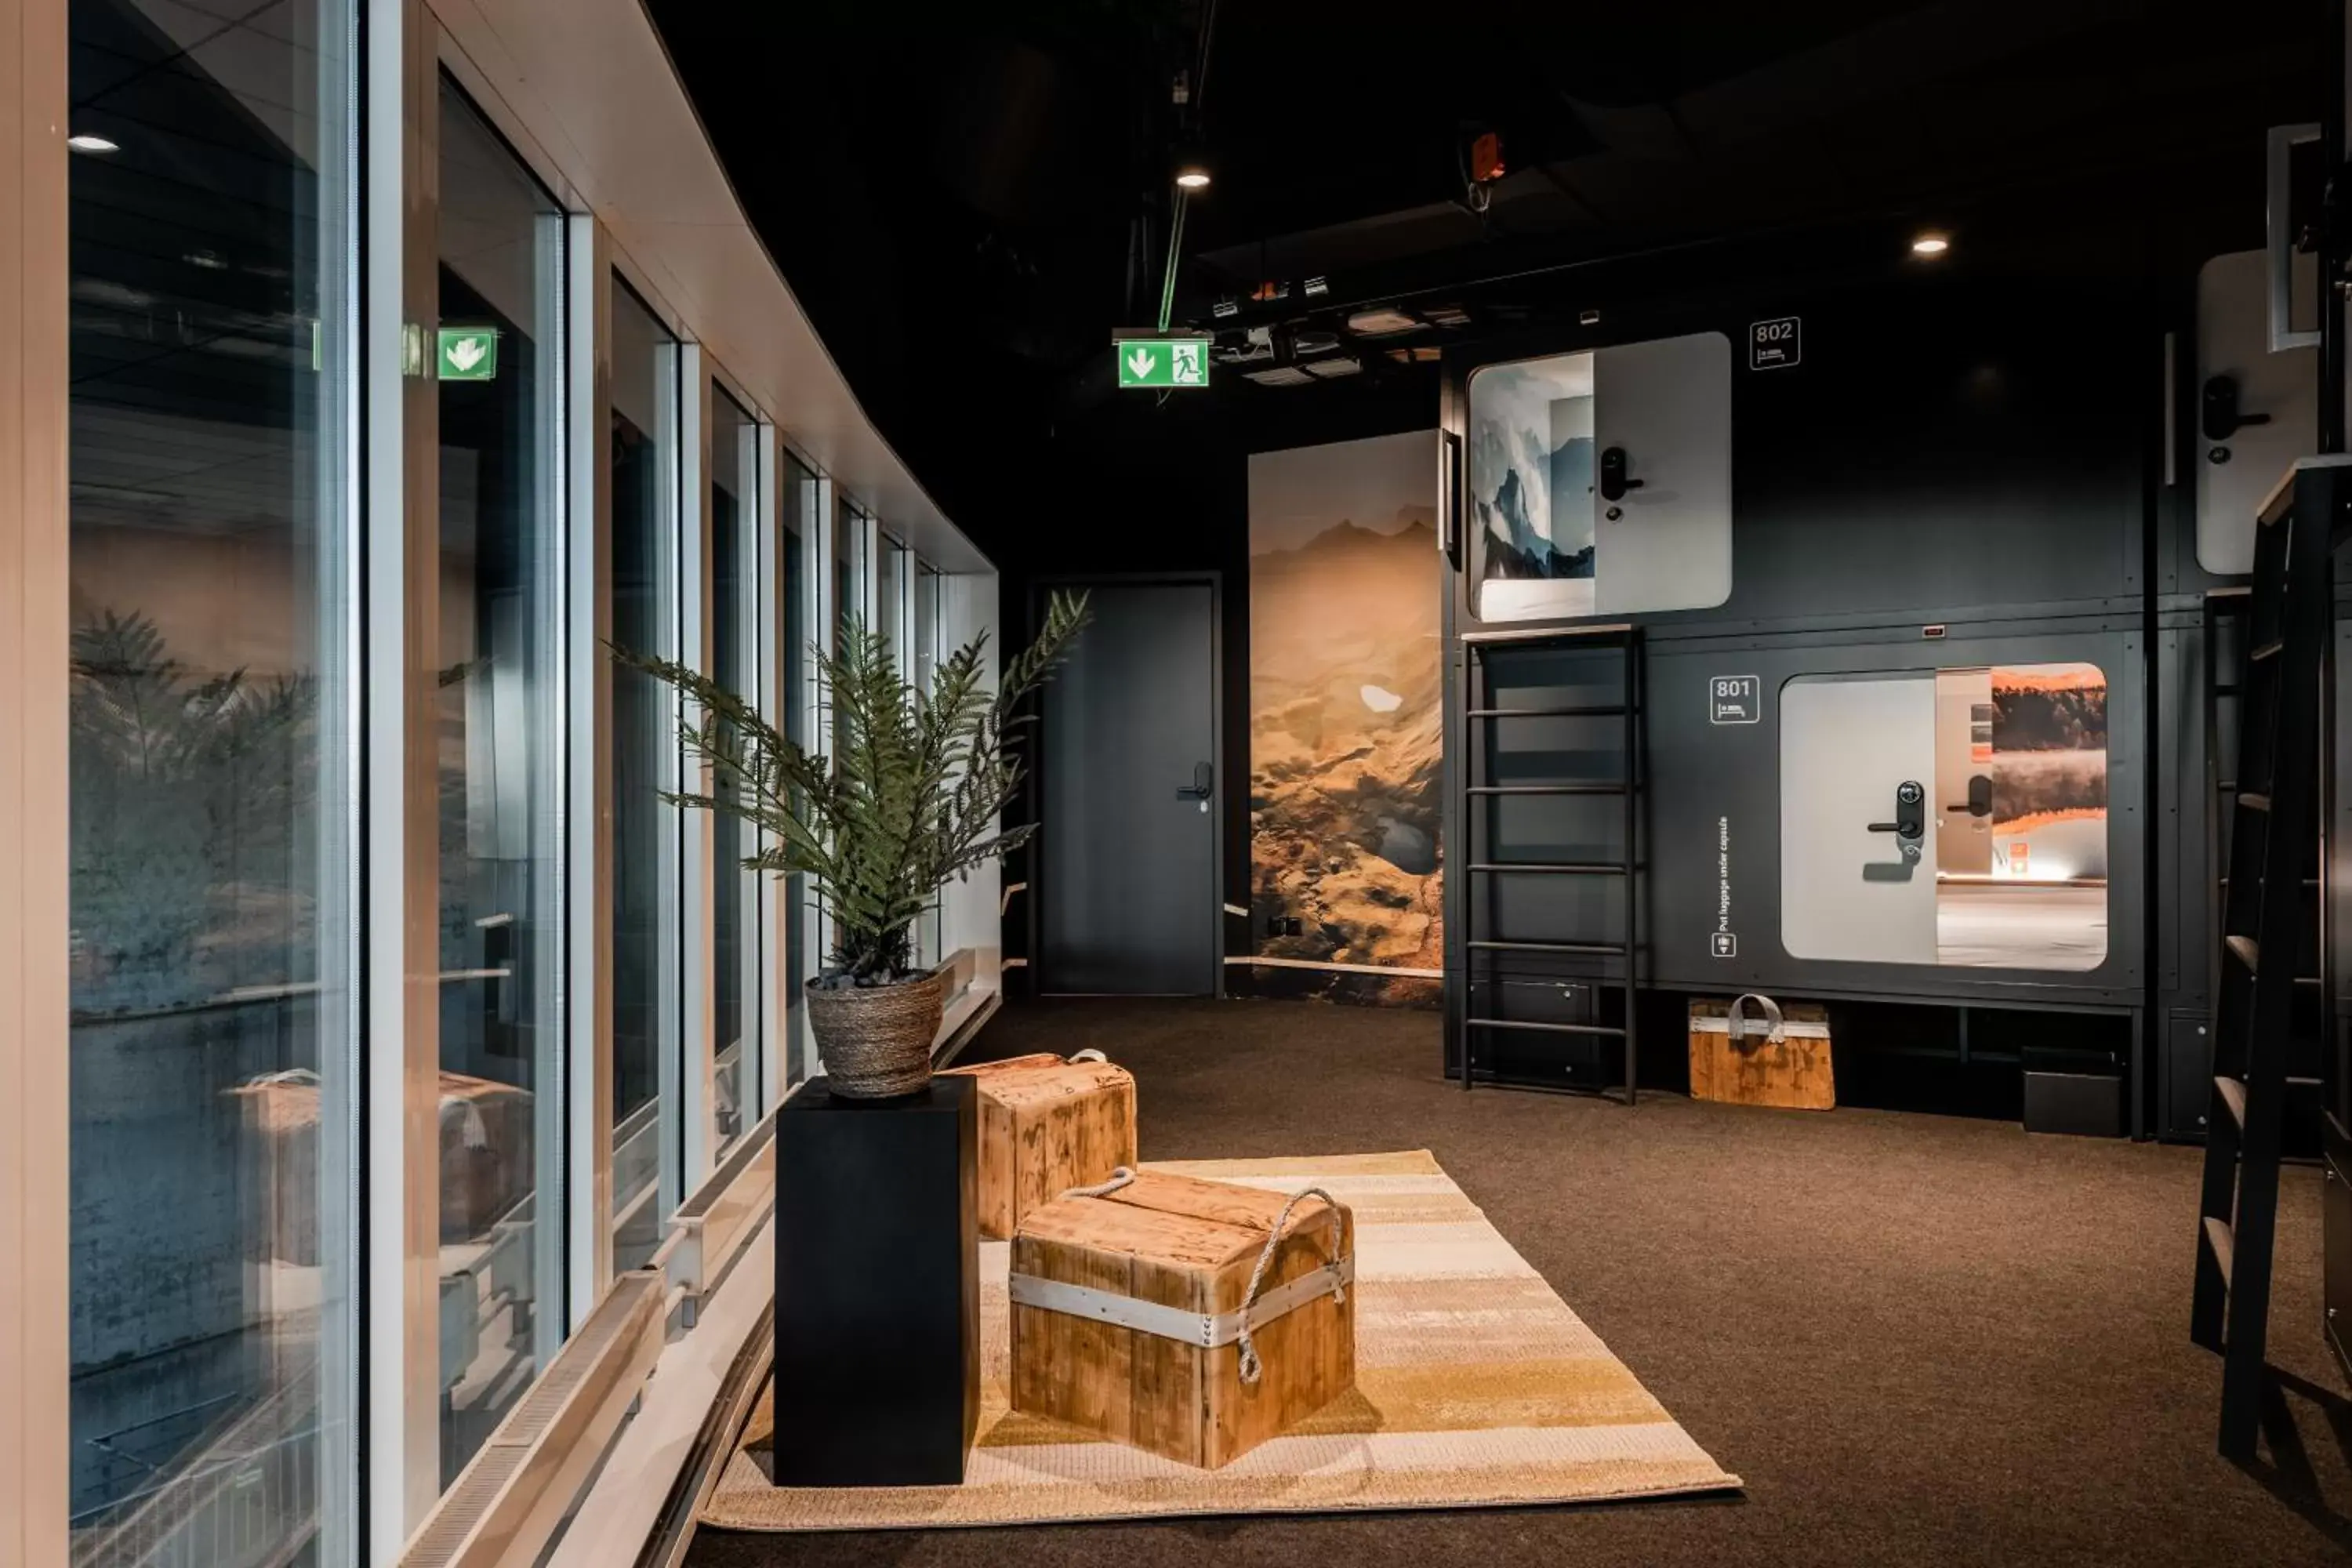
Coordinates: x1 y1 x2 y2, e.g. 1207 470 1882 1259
2203 1216 2234 1287
1465 1017 1628 1038
2251 639 2282 662
2226 935 2260 974
1468 862 1628 876
2215 1075 2246 1131
1468 939 1628 956
2240 793 2271 813
2219 876 2320 887
1467 705 1628 719
1466 784 1628 796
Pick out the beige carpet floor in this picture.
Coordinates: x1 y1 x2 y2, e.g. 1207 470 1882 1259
702 1149 1738 1530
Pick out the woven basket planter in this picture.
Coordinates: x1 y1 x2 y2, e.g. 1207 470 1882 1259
807 967 949 1098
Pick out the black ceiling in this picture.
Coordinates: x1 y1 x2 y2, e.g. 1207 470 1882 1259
644 0 2327 550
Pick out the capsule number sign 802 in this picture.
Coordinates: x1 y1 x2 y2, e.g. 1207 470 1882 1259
1748 316 1800 371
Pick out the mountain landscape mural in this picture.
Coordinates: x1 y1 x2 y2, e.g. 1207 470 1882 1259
1468 354 1596 615
1247 433 1443 1007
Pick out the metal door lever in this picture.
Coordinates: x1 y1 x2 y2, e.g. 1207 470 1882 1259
1176 761 1213 812
1867 781 1927 840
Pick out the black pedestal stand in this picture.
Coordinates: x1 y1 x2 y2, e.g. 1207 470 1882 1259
771 1073 979 1486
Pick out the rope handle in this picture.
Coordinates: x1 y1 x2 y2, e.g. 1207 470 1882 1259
1067 1048 1109 1064
1061 1166 1135 1200
1727 992 1785 1050
1052 1170 1348 1384
1236 1186 1347 1386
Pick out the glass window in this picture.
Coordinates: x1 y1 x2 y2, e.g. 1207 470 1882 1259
834 495 868 648
913 560 943 968
710 387 760 1155
781 457 819 1091
1466 333 1731 622
1779 662 2110 970
67 0 358 1556
435 81 567 1486
877 532 907 662
609 279 676 1270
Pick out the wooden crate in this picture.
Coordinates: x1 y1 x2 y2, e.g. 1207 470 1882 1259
941 1053 1137 1240
1688 996 1835 1110
1010 1170 1355 1468
437 1072 535 1242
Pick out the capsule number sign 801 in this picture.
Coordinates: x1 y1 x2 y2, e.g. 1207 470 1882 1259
1749 316 1800 371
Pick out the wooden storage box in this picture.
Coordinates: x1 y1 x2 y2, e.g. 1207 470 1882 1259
1009 1170 1355 1468
1688 996 1835 1110
941 1051 1137 1240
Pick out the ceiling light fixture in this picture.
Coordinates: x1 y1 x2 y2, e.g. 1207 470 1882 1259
67 133 119 154
1911 232 1951 256
1174 154 1212 191
1345 307 1421 336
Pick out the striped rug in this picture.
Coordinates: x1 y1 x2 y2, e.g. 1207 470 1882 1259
702 1150 1739 1530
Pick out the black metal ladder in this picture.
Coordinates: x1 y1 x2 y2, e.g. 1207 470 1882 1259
1458 624 1643 1103
2191 461 2343 1461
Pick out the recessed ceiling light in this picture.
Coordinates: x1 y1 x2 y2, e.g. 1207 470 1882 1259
67 133 119 154
1911 232 1951 256
1174 164 1211 191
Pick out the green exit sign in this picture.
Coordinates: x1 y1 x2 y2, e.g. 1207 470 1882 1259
1116 334 1209 389
437 326 499 382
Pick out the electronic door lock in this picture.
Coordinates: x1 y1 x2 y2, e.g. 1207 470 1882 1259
1867 779 1927 841
1599 445 1644 503
2201 374 2272 443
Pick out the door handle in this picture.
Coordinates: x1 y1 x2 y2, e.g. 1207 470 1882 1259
1599 445 1645 503
1944 774 1992 818
1175 761 1214 804
2201 375 2272 443
1866 781 1927 840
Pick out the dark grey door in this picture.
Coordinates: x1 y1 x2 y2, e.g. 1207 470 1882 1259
1040 580 1218 994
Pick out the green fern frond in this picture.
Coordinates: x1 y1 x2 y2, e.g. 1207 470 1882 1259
612 588 1089 984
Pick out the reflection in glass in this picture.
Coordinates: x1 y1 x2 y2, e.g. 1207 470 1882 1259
67 0 358 1558
611 280 676 1270
834 496 867 652
436 82 566 1486
711 388 760 1155
913 560 944 967
877 533 907 661
781 458 818 1090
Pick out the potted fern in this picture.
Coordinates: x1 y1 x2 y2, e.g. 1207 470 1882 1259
615 590 1088 1098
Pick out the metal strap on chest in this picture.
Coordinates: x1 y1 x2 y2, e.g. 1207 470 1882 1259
1007 1254 1356 1349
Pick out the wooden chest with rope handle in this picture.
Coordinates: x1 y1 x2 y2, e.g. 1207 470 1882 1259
1008 1168 1356 1468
